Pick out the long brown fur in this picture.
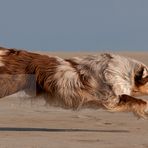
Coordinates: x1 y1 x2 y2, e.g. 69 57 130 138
0 47 148 118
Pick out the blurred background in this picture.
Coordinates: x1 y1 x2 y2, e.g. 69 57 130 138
0 0 148 51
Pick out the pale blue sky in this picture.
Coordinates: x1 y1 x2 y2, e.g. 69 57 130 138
0 0 148 51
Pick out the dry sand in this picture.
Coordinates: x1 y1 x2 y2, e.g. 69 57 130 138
0 51 148 148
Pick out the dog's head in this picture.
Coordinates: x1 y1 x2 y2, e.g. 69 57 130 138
133 65 148 96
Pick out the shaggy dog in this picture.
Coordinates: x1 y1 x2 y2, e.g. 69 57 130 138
0 47 148 118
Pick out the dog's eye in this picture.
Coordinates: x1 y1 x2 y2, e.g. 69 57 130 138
135 67 148 85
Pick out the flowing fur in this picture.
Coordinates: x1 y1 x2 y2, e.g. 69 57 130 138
0 47 148 118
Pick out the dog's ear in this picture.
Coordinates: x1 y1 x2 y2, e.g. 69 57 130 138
135 67 148 85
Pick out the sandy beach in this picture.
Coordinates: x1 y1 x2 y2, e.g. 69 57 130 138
0 51 148 148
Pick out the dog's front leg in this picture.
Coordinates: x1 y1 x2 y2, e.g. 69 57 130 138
105 94 148 118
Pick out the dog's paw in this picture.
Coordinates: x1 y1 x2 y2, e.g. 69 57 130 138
134 100 148 119
143 100 148 118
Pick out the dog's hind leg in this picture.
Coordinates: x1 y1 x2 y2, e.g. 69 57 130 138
0 74 29 98
105 94 148 118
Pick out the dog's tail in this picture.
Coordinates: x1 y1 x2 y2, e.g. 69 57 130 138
0 47 41 98
0 47 61 98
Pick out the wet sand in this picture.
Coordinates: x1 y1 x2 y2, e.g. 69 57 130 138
0 51 148 148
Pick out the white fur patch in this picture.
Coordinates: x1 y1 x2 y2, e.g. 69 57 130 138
142 68 148 78
54 61 81 97
0 50 7 56
0 57 4 67
0 50 7 67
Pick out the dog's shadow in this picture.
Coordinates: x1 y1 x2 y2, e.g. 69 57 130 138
0 127 129 133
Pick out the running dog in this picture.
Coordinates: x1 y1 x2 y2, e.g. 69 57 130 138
0 47 148 118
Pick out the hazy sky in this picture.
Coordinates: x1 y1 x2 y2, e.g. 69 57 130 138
0 0 148 51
